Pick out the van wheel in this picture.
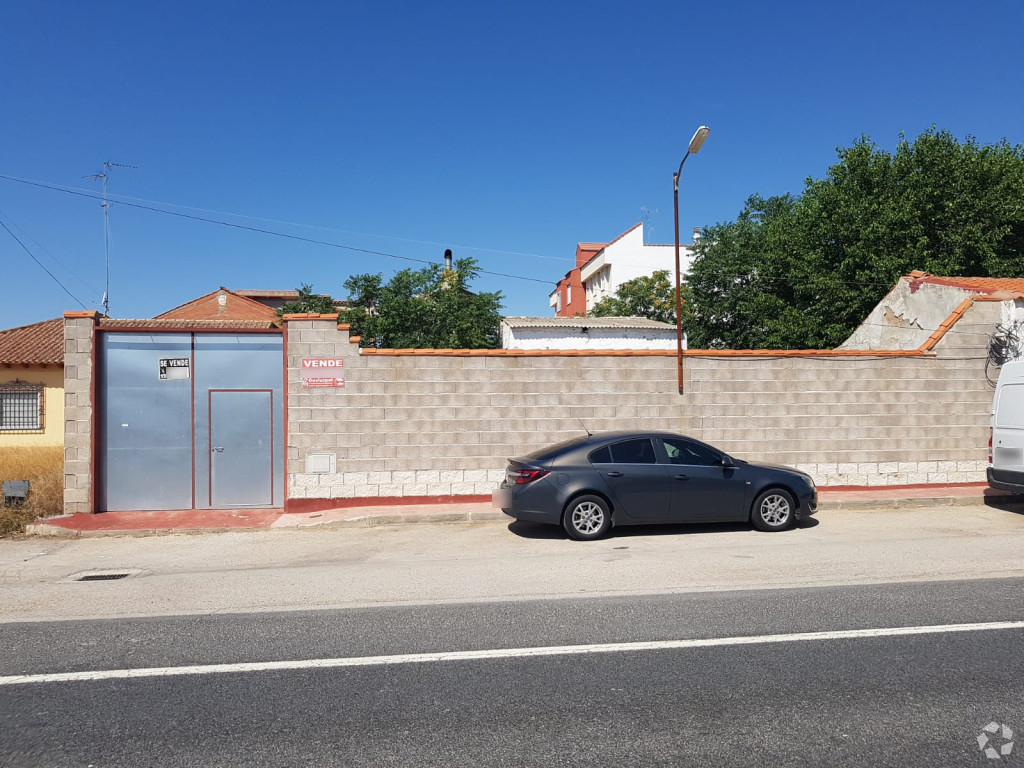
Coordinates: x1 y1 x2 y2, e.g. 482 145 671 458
751 489 796 532
563 495 611 541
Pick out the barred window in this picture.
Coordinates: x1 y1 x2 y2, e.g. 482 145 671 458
0 383 44 431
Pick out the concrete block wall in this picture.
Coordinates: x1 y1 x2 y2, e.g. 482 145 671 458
63 312 98 514
285 301 998 504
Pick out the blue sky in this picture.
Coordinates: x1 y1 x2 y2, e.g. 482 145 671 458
2 0 1023 329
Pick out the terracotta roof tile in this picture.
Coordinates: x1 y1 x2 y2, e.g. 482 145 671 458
99 318 279 330
907 272 1024 295
280 313 340 321
357 347 930 358
235 290 301 299
0 318 64 365
155 288 280 322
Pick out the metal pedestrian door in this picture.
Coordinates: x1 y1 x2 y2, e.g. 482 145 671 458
209 390 274 508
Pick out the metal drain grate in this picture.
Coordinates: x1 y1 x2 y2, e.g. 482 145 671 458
77 573 131 581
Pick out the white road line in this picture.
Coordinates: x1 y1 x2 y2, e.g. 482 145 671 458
4 620 1023 686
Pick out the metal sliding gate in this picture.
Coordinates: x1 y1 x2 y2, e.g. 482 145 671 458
98 332 284 512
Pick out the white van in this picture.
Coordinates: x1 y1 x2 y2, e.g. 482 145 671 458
989 360 1024 492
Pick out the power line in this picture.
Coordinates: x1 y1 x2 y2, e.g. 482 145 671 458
0 174 554 284
0 214 88 309
0 174 573 262
0 172 1008 292
0 212 101 298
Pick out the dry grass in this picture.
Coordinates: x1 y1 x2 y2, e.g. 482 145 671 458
0 446 64 536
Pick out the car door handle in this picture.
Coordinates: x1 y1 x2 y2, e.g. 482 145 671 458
212 446 225 453
674 474 690 481
605 471 623 477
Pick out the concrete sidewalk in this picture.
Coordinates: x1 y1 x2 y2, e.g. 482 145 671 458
23 483 1020 538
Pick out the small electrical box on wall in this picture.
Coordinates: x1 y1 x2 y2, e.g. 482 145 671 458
305 454 337 474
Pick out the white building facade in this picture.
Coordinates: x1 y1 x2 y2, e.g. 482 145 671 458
577 223 698 313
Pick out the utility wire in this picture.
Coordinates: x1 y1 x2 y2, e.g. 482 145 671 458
0 175 911 284
0 173 1009 291
0 174 571 262
0 210 100 298
0 215 88 309
0 174 552 284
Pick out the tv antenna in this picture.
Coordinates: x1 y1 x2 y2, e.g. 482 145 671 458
85 161 136 315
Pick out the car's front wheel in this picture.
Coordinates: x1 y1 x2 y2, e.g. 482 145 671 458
751 489 796 532
563 495 611 541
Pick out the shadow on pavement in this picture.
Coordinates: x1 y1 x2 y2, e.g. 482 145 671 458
983 493 1024 515
507 515 819 540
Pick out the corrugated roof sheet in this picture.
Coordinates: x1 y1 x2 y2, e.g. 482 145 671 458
502 316 675 330
0 318 64 365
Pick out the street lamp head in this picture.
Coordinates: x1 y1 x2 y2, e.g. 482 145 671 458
688 125 710 154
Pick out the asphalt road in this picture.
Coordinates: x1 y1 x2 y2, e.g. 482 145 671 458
3 503 1024 766
3 579 1024 767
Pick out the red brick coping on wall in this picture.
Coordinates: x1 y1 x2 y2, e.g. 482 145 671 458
280 295 999 358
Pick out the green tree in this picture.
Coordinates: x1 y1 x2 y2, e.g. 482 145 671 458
688 129 1024 349
341 258 504 348
590 270 682 325
277 283 336 316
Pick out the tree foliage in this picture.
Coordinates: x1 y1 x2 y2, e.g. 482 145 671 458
341 258 504 349
590 269 683 325
687 129 1024 349
277 283 336 316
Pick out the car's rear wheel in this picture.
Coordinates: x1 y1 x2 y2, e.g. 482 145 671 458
751 489 796 532
563 495 611 541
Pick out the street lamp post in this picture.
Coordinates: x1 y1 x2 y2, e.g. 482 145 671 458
673 125 710 395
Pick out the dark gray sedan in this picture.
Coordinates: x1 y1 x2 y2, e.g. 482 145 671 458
493 431 817 540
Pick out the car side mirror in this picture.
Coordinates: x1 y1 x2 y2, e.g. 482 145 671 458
720 455 735 468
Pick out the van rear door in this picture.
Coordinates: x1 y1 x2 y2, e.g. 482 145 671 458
990 362 1024 492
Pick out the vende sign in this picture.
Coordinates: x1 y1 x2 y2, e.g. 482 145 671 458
301 358 345 388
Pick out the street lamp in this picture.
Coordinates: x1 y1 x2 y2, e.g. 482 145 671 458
673 125 709 395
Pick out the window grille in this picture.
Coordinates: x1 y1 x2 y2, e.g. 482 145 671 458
0 383 44 431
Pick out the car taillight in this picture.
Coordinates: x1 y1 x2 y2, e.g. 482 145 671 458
507 468 550 485
989 427 993 464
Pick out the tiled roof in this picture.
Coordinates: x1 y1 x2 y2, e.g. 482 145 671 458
503 316 675 330
0 318 64 365
235 289 301 299
154 288 280 322
575 242 605 269
907 271 1024 295
99 318 279 330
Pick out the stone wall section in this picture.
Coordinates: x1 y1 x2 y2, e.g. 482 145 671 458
285 301 998 503
63 312 98 514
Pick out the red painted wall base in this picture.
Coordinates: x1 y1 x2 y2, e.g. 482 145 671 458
284 494 493 515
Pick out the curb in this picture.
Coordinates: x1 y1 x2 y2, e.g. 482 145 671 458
24 523 270 539
816 495 987 511
304 509 508 530
22 494 1008 537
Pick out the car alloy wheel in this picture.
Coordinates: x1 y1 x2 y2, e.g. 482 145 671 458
751 489 795 532
563 494 611 541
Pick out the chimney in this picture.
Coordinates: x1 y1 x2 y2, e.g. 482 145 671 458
444 248 453 270
692 227 701 243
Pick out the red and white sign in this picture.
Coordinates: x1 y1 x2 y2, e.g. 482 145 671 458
301 358 345 388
